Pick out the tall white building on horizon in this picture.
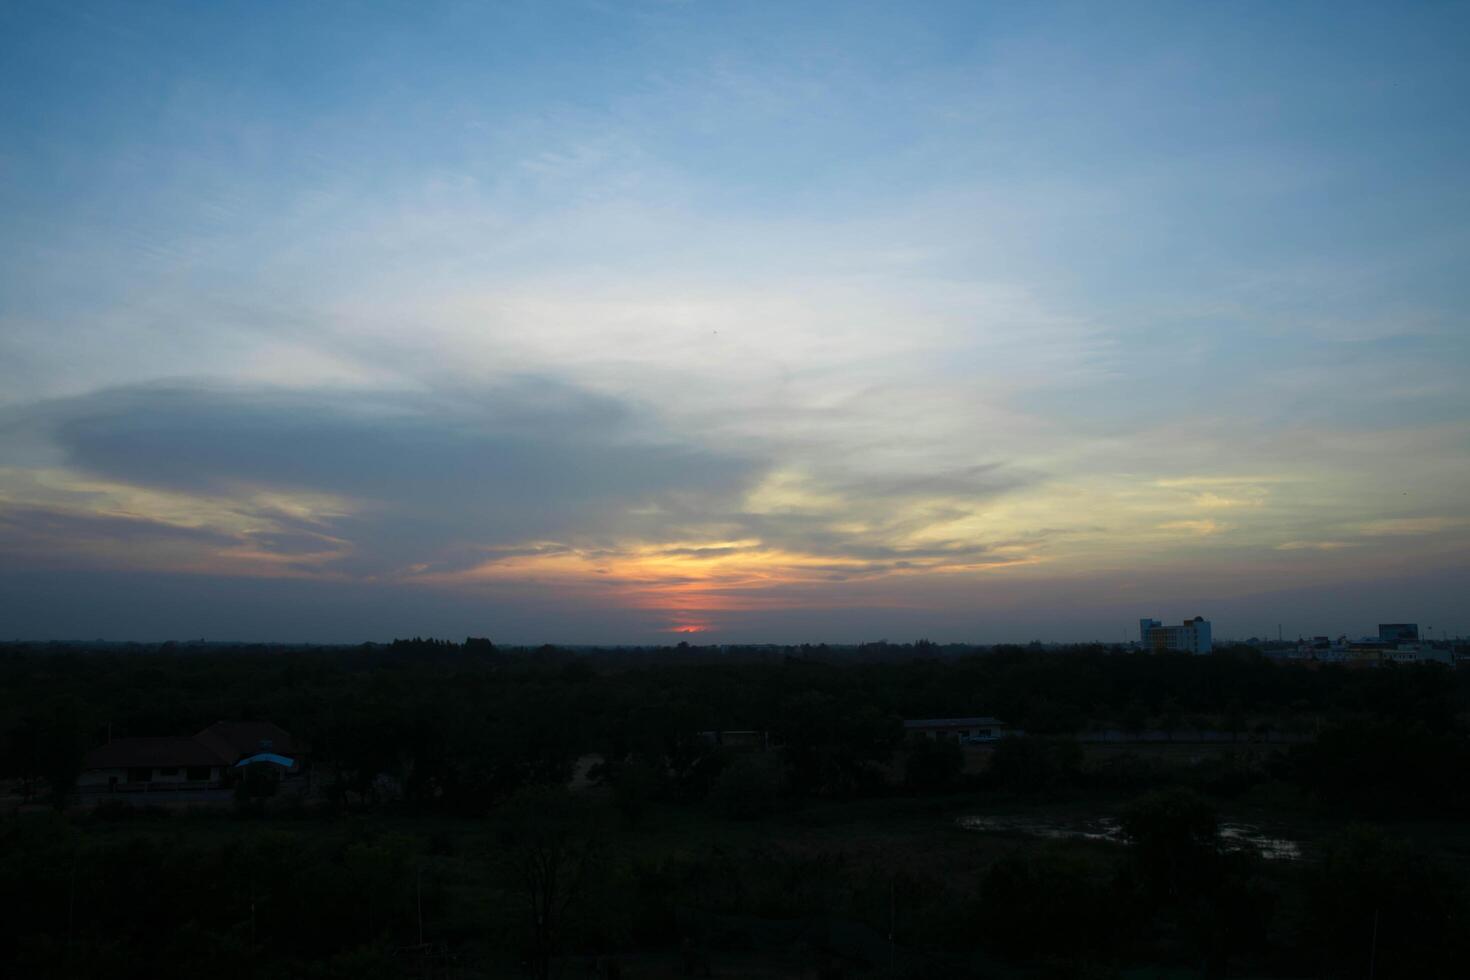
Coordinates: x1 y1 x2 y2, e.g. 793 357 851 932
1140 616 1213 655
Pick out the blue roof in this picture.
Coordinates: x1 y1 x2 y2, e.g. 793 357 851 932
234 752 295 768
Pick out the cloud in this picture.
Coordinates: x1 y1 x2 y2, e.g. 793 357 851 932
0 503 239 555
1190 491 1267 510
2 2 1470 642
1275 540 1357 551
2 379 766 576
1158 519 1228 537
823 462 1034 501
0 374 1064 621
1354 517 1468 537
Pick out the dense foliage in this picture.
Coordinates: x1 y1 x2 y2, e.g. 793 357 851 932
1 640 1467 977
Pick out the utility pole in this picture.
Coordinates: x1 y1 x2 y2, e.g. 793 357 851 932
889 879 896 975
1368 907 1380 980
66 849 78 976
882 881 893 975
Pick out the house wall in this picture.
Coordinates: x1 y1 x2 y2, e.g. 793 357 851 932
79 767 128 789
150 767 192 784
909 724 1009 740
79 766 222 791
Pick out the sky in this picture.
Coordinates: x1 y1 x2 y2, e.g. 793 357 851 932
2 0 1468 644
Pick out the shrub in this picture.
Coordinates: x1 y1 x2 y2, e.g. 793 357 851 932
708 756 789 820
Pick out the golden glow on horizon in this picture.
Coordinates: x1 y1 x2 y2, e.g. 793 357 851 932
4 457 1470 626
421 532 1046 615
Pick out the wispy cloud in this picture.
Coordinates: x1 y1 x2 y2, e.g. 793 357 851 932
1354 517 1469 537
1158 519 1229 537
1275 540 1357 552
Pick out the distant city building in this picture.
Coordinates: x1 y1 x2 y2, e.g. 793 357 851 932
1378 623 1419 644
1260 623 1459 669
1383 646 1454 666
1139 616 1213 655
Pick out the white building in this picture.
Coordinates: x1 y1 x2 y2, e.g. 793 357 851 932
1382 644 1453 665
1140 616 1212 655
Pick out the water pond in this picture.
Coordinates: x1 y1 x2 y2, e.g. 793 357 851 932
957 814 1302 861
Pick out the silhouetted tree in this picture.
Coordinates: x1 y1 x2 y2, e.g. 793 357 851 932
708 755 788 819
979 847 1121 960
1120 787 1219 902
498 787 603 980
1304 826 1470 980
988 735 1082 795
902 736 963 793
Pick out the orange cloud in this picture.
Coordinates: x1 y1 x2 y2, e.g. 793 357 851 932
419 536 1043 616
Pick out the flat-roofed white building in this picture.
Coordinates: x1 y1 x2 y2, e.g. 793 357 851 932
1140 616 1212 655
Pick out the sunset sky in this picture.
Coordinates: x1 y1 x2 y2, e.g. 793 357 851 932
2 1 1468 643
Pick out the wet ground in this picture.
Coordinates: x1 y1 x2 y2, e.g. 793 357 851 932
957 813 1302 860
